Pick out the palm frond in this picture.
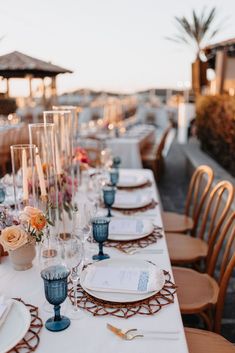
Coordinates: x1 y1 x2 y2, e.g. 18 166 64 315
166 7 222 57
165 34 190 45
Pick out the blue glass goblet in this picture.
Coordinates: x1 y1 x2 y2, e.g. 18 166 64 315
103 186 116 217
92 217 110 261
41 265 71 332
112 156 121 169
0 185 6 204
110 168 119 187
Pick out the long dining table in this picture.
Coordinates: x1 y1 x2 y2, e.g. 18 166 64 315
0 169 189 353
107 125 156 169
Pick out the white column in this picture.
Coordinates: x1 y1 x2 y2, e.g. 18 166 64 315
177 103 195 144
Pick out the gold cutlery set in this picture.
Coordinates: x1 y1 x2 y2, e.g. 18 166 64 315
107 323 179 341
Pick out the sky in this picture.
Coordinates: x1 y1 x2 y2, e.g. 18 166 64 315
0 0 235 95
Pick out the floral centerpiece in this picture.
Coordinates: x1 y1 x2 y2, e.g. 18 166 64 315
57 173 78 220
0 206 52 270
74 147 90 167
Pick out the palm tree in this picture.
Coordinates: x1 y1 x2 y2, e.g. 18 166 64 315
167 7 221 59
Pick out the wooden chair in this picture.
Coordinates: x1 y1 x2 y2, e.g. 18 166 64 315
185 327 235 353
173 212 235 331
141 125 172 181
162 165 214 233
166 180 234 266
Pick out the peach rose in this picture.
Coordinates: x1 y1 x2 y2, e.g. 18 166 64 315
19 206 43 223
0 225 28 251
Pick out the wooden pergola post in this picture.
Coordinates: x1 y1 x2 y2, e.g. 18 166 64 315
6 78 9 97
28 75 33 99
51 76 57 97
42 77 46 105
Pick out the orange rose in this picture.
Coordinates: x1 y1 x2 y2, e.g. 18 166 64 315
30 213 46 231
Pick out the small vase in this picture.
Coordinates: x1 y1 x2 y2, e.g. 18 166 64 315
9 243 36 271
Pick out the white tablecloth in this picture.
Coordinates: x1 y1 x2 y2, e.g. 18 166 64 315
107 126 155 169
0 169 189 353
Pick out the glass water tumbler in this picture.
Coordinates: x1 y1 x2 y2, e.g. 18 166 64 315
0 184 6 204
92 217 110 261
41 265 71 332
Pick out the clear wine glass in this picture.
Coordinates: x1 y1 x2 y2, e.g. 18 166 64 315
73 202 96 264
61 236 84 319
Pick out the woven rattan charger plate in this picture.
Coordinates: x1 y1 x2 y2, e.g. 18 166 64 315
68 270 176 319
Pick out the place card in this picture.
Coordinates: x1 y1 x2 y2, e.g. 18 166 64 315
118 175 137 184
114 193 141 205
109 219 143 235
84 265 162 294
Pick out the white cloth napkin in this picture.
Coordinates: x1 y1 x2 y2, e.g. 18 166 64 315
0 296 13 328
83 264 164 294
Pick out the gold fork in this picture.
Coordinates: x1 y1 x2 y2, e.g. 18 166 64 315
107 324 143 340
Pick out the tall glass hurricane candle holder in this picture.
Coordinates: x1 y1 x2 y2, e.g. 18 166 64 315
28 123 58 220
44 111 76 210
44 111 73 175
41 265 71 332
52 105 79 146
52 106 80 196
10 144 36 211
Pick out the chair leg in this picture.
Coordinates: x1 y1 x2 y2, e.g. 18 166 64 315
198 310 213 331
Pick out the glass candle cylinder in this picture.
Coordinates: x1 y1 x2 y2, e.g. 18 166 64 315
28 123 58 219
52 106 80 190
43 111 74 175
10 144 36 211
52 105 79 146
43 111 77 231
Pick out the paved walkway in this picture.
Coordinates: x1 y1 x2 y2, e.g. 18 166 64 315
158 141 235 342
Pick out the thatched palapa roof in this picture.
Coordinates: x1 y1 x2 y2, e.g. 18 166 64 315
0 51 73 78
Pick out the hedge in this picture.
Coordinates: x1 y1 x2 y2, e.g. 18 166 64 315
196 95 235 177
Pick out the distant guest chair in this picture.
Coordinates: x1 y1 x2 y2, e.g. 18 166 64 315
162 165 214 234
141 125 172 181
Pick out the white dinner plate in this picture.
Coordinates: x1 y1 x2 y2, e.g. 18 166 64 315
0 300 31 353
117 174 148 188
113 192 152 209
108 218 154 241
80 258 165 303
